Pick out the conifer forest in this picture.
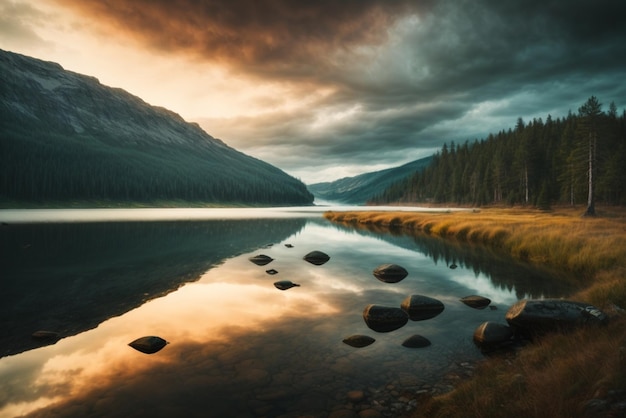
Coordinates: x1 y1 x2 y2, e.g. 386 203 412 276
371 97 626 210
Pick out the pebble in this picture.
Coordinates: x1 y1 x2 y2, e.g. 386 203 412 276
347 390 365 403
358 409 382 418
328 409 358 418
166 326 483 417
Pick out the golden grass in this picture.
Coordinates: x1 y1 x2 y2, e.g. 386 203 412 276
324 206 626 418
324 207 626 289
419 318 626 418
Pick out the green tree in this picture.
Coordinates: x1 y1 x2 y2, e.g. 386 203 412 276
578 96 603 216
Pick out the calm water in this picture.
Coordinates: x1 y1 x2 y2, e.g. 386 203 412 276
0 208 572 418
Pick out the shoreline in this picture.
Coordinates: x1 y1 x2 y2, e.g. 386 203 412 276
323 207 626 418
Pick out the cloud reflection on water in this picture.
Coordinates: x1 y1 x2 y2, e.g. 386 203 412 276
0 214 574 417
2 274 339 417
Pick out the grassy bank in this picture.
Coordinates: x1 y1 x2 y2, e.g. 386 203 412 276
324 207 626 418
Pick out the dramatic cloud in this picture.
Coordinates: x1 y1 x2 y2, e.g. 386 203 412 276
54 0 423 77
3 0 626 183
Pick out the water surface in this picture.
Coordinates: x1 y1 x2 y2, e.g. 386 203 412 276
0 208 572 417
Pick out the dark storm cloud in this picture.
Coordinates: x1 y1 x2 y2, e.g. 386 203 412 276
54 0 626 182
338 0 626 109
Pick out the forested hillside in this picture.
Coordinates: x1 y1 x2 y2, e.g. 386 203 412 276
0 49 313 207
371 97 626 209
308 156 432 204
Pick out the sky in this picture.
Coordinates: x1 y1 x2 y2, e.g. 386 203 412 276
2 0 626 184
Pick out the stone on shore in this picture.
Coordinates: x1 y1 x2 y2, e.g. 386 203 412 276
372 264 408 283
400 295 445 321
363 304 409 333
472 321 513 349
505 299 608 336
460 295 492 309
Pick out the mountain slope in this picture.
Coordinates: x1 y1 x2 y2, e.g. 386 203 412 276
308 156 432 204
0 49 313 206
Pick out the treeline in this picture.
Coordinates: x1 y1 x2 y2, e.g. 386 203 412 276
0 124 313 206
0 48 314 207
371 97 626 208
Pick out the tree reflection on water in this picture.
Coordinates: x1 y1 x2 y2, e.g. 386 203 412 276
0 219 305 357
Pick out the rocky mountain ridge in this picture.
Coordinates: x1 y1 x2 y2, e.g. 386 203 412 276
0 49 313 206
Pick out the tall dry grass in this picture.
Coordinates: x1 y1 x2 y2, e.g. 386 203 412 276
324 208 626 298
324 207 626 418
416 317 626 418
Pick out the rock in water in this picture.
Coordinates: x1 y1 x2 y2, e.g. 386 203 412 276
362 304 408 333
303 250 330 265
460 295 491 309
472 322 513 349
401 335 431 348
249 254 274 266
273 280 300 290
342 335 376 348
128 336 168 354
400 295 445 321
372 264 408 283
505 299 608 336
31 330 60 340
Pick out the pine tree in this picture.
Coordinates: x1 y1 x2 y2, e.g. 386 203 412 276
578 96 603 216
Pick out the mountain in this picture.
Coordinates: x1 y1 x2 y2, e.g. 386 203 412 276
0 49 313 206
308 156 432 204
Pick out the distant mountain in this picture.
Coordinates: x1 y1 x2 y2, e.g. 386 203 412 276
308 156 432 204
0 49 313 206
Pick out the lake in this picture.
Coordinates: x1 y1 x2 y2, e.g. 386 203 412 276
0 208 573 418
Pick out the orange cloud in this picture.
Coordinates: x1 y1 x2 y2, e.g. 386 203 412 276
52 0 423 80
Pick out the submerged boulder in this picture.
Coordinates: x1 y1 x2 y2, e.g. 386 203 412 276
401 335 431 348
372 264 408 283
273 280 300 290
460 295 492 310
249 254 274 266
128 336 168 354
505 299 608 336
473 321 514 349
363 304 408 333
342 335 376 348
303 250 330 265
400 295 445 321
